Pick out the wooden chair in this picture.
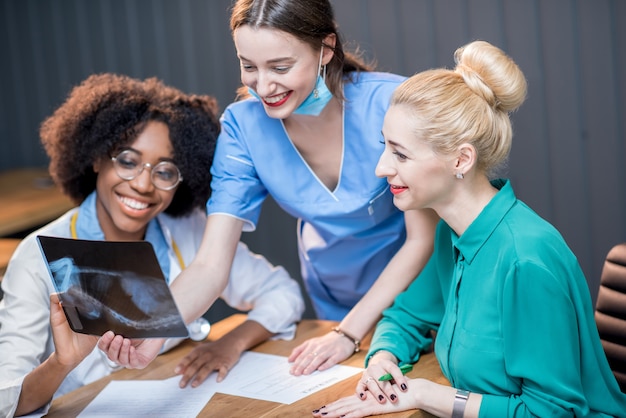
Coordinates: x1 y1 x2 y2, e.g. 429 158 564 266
595 243 626 392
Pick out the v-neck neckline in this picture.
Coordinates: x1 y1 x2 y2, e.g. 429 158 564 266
280 105 345 200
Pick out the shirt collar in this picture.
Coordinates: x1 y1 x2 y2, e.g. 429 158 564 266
75 192 172 281
76 192 105 240
451 179 516 265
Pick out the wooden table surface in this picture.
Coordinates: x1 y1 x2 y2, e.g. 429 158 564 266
46 314 449 417
0 168 73 237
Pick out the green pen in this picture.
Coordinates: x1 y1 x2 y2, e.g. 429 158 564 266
378 363 413 381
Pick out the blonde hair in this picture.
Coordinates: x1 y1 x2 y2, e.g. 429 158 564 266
391 40 527 177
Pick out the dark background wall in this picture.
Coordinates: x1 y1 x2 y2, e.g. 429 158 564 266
1 0 625 321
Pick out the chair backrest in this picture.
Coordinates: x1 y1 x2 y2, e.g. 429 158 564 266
595 242 626 392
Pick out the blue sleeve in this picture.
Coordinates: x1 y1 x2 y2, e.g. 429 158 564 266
207 104 268 231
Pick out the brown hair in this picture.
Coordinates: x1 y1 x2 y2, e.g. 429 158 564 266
230 0 373 101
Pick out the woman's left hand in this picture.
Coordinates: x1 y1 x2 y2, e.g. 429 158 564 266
288 331 355 375
50 293 98 367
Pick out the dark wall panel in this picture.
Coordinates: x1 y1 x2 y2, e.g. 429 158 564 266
538 1 591 276
580 1 625 286
397 0 437 73
1 0 625 317
503 0 552 219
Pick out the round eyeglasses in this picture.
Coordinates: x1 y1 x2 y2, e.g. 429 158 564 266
111 150 183 191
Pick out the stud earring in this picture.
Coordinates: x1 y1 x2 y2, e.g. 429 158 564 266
455 172 464 179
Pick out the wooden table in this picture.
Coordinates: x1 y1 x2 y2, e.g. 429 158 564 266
0 168 73 237
46 314 449 417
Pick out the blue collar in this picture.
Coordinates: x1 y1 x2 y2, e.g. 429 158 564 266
74 192 172 282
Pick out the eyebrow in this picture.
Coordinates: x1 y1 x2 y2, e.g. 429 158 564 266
380 133 407 150
238 55 295 64
122 147 176 162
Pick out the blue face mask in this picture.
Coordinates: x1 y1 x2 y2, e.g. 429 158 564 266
293 68 332 116
247 46 333 117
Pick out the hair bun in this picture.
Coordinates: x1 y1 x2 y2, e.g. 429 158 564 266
455 62 498 108
454 40 527 113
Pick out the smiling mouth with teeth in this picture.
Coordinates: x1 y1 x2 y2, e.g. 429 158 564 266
389 185 407 195
119 195 149 210
262 91 292 107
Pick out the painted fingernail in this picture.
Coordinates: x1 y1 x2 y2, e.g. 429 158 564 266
378 394 384 401
359 392 365 398
391 394 396 400
401 383 407 390
312 409 319 413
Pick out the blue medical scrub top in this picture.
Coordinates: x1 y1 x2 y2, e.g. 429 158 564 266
208 72 406 320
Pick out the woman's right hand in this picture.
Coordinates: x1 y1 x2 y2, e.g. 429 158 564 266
357 352 408 404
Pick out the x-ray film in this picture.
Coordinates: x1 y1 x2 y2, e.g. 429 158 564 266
37 235 189 338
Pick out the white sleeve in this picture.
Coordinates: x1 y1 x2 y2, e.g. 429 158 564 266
0 236 56 417
0 214 114 415
220 242 305 340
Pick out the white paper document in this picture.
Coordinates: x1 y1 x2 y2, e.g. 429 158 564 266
78 379 213 417
214 351 363 404
78 351 363 417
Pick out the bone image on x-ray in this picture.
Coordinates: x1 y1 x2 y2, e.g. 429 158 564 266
49 257 183 331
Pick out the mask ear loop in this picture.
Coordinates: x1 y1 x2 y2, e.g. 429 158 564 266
314 46 325 99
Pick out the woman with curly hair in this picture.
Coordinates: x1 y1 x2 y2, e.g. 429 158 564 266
0 73 304 417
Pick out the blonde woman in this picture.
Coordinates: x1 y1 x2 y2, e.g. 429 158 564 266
313 40 626 418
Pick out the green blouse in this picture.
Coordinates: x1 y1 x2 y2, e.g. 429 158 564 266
368 179 626 417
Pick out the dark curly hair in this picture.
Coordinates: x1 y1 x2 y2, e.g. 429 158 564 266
40 73 219 217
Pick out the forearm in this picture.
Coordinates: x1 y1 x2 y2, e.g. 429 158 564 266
171 262 229 324
16 353 75 416
412 379 481 418
171 215 243 324
339 253 419 340
338 231 435 342
217 320 273 354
